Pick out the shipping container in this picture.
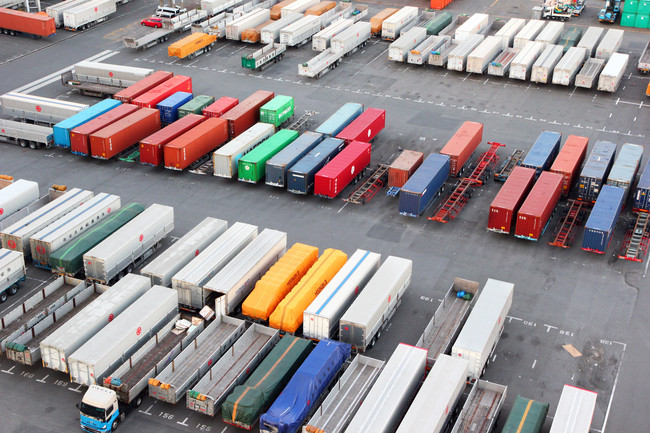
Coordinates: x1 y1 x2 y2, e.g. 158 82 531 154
0 7 56 37
582 185 625 253
40 273 151 373
466 36 503 74
270 0 298 19
62 0 115 31
370 8 398 35
388 150 424 188
132 75 192 109
409 35 451 65
335 107 384 144
113 71 174 104
399 154 450 217
515 171 563 240
575 58 606 89
549 385 598 433
53 99 121 148
513 20 545 49
633 159 650 212
242 19 274 43
260 95 295 127
213 122 275 178
388 27 427 62
577 141 617 202
510 41 545 80
260 340 350 433
261 14 303 43
269 248 347 333
455 12 488 41
72 61 152 87
313 19 353 51
70 104 139 156
381 6 418 40
606 142 644 203
558 27 582 53
422 11 452 35
314 141 371 198
222 335 313 429
535 21 564 45
47 0 87 28
501 395 549 433
280 14 321 46
452 278 514 381
595 28 624 60
222 90 274 138
157 92 194 125
226 8 271 40
550 135 589 196
530 44 564 84
48 203 144 275
329 21 371 54
0 180 39 223
488 166 536 234
552 46 587 86
448 34 485 71
266 131 325 187
494 17 525 50
139 114 206 166
173 222 257 310
1 92 89 125
281 0 320 18
90 108 160 160
202 96 239 118
168 33 217 59
287 137 345 194
315 102 363 137
597 52 629 93
440 121 483 177
178 95 215 118
303 249 380 341
339 256 412 352
521 131 561 177
239 130 299 183
345 343 426 433
165 117 228 170
576 26 604 59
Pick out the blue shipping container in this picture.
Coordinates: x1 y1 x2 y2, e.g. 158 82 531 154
606 143 644 203
577 141 617 202
265 132 324 187
634 159 650 212
287 138 345 194
582 185 625 253
314 103 364 137
259 340 350 433
521 131 561 177
399 154 450 217
156 91 193 124
52 99 121 148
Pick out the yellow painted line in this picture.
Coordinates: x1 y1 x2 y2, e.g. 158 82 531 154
516 399 534 433
490 0 500 7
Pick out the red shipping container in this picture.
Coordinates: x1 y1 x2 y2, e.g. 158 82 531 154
336 108 385 144
90 108 160 160
430 0 453 10
388 150 424 188
222 90 274 138
140 114 206 166
131 75 192 108
440 121 483 177
70 104 140 156
202 97 239 118
550 135 589 197
515 171 563 241
0 8 55 37
314 141 372 198
113 71 173 104
164 117 229 171
488 166 536 234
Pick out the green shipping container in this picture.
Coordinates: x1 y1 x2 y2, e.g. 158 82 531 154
637 0 650 14
423 11 452 35
238 129 299 182
501 395 549 433
178 95 215 118
48 203 145 275
621 12 637 26
635 13 650 27
558 27 582 52
221 335 312 429
260 95 295 127
624 0 639 13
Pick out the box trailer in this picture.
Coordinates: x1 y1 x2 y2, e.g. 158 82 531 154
633 159 650 212
90 108 161 160
139 114 206 166
552 46 587 86
281 0 319 18
63 0 115 31
597 52 629 93
132 75 192 109
239 130 300 183
203 96 239 118
53 99 121 147
399 154 450 217
46 0 86 27
452 278 514 381
242 19 274 43
339 256 411 352
388 150 424 188
606 142 643 203
388 26 427 62
466 36 503 73
336 107 385 144
501 395 549 433
408 35 450 65
513 20 545 49
287 137 346 194
448 34 485 71
315 102 363 137
558 27 582 53
531 44 564 83
370 8 398 35
521 131 561 177
164 117 229 170
550 135 589 196
0 119 54 149
1 92 88 125
265 131 324 187
577 141 617 202
157 92 193 125
549 385 598 433
488 166 537 233
213 122 276 178
261 14 302 43
535 21 564 45
381 6 418 41
455 12 488 41
595 28 624 60
314 141 371 198
168 33 217 59
70 104 140 155
40 274 151 373
280 15 321 47
582 185 625 253
440 121 483 177
260 95 294 127
576 26 604 59
330 20 371 54
313 19 353 51
0 179 39 223
494 18 525 50
141 218 227 286
488 47 519 76
450 380 507 433
575 58 606 89
638 41 650 73
515 171 563 241
83 204 174 284
0 248 26 304
510 41 545 80
72 62 152 87
345 343 426 433
113 71 174 104
221 90 274 138
226 8 271 40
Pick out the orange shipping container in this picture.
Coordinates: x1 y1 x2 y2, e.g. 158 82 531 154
242 243 319 321
0 7 55 37
388 150 424 188
440 121 483 177
168 33 217 59
430 0 453 10
270 0 298 19
269 248 347 333
305 1 336 16
242 19 275 43
550 135 589 197
370 8 398 35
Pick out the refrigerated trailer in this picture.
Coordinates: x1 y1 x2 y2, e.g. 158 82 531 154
388 26 427 62
531 44 564 83
549 385 598 433
261 14 303 43
0 248 26 304
0 186 68 233
313 18 353 51
509 41 545 80
448 34 485 71
63 0 116 31
552 46 587 86
597 52 629 93
280 14 321 47
0 179 39 223
0 92 89 125
408 35 450 65
0 119 54 149
466 35 503 74
381 6 418 41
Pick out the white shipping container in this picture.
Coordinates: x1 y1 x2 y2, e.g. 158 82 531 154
279 15 321 46
68 285 178 386
466 35 503 74
46 0 88 27
388 27 427 62
281 0 319 18
597 52 629 92
0 180 39 223
381 6 418 40
408 35 450 65
205 229 287 315
141 218 228 287
345 343 427 433
455 13 489 41
549 385 598 433
451 278 514 381
552 46 587 86
226 8 270 40
575 58 606 89
63 0 116 30
40 273 151 373
531 44 564 84
494 18 525 50
213 123 276 178
0 249 26 293
595 29 624 60
261 14 303 44
396 355 469 433
577 26 604 60
509 41 545 80
0 92 89 124
513 20 545 49
330 21 370 54
312 19 353 51
487 47 519 76
1 188 93 255
447 34 484 72
535 21 564 45
172 222 257 310
303 249 380 341
73 61 153 87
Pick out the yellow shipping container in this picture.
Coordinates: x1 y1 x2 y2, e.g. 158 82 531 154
168 33 217 59
305 1 336 16
242 243 319 321
270 0 298 19
269 248 347 333
241 19 275 43
370 8 398 35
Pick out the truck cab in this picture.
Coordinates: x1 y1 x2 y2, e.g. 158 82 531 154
79 385 123 432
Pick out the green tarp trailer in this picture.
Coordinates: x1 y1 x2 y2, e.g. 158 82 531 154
559 27 583 52
501 395 549 433
260 95 294 127
178 95 216 118
424 11 452 35
238 129 299 183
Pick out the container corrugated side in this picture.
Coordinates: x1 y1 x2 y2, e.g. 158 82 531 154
488 166 536 234
515 171 563 241
582 185 625 253
399 154 450 217
314 102 363 137
577 141 617 202
521 130 561 177
265 131 324 188
550 135 589 196
440 121 482 176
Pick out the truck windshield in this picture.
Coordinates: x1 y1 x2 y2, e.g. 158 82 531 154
79 402 106 421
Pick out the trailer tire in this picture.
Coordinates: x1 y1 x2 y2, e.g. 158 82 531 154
18 139 27 148
0 292 6 303
29 142 38 150
135 396 142 407
8 284 18 296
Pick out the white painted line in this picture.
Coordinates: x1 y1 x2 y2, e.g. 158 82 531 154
338 203 348 213
68 384 83 393
36 374 49 383
367 48 388 66
531 359 537 369
544 324 558 333
1 366 15 374
601 342 626 433
220 427 228 433
177 417 189 426
139 405 153 415
507 316 522 322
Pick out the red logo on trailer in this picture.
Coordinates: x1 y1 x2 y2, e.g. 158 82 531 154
7 240 16 249
136 327 142 335
36 246 45 255
94 7 98 11
1 129 4 133
107 208 111 213
0 208 3 215
388 295 391 303
108 71 113 77
195 249 200 256
109 314 114 322
139 234 144 242
35 105 41 112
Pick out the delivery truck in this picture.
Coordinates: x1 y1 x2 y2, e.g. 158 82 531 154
0 7 56 37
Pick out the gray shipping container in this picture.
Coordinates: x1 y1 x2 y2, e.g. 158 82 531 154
213 123 276 178
531 44 564 84
606 142 644 203
140 217 228 286
0 180 39 223
576 26 604 59
40 273 151 373
575 58 606 89
68 285 178 386
595 29 624 61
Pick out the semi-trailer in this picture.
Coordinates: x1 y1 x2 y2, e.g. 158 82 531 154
132 75 192 108
149 315 245 404
494 17 525 49
270 0 298 19
452 279 514 381
549 385 598 433
521 131 561 177
313 19 353 51
336 107 384 143
53 99 121 147
399 153 450 217
381 6 418 41
582 185 625 253
213 122 276 178
509 41 545 80
488 166 536 234
466 35 503 74
242 19 274 43
0 119 54 149
265 131 325 187
63 0 115 31
70 104 140 155
633 159 650 212
90 108 160 160
577 140 617 202
440 121 483 177
408 35 450 65
339 256 412 352
83 204 174 284
168 33 217 59
178 95 214 118
305 1 335 16
157 92 194 125
388 26 427 62
606 142 643 202
370 7 398 35
46 0 87 27
203 96 239 118
287 137 346 194
139 114 206 166
281 0 320 18
261 14 303 43
330 20 371 54
448 34 485 71
303 249 380 340
501 395 549 433
450 380 507 433
280 15 321 47
241 43 287 71
575 58 606 89
550 135 589 196
314 141 371 198
576 26 604 60
0 180 39 222
535 21 564 45
595 28 624 60
515 171 563 241
239 130 300 182
597 52 629 93
345 343 426 433
140 218 227 286
639 41 650 73
552 46 587 86
164 117 229 170
488 47 519 76
513 20 545 49
40 273 151 373
558 27 582 52
531 44 564 83
314 102 363 136
113 71 174 103
0 7 56 37
227 8 270 40
0 92 89 125
260 95 295 127
221 90 274 138
387 150 424 188
0 248 26 303
454 12 488 41
428 39 457 67
70 61 152 87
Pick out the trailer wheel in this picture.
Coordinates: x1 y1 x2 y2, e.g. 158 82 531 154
8 284 18 296
18 139 27 148
0 292 7 303
29 142 38 150
135 396 142 407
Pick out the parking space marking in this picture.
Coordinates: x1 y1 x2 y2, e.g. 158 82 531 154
139 405 153 415
68 384 83 393
1 366 15 374
177 417 189 426
36 374 49 383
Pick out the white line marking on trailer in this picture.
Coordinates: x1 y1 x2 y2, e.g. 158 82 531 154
68 384 83 393
531 359 537 369
36 375 49 383
1 366 15 374
139 405 153 415
177 417 189 426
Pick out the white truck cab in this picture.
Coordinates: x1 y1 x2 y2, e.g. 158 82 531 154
79 385 123 432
